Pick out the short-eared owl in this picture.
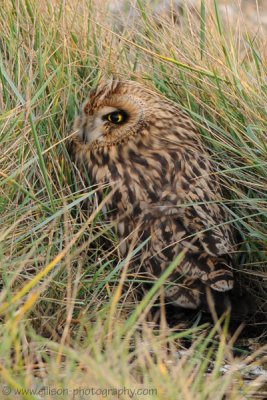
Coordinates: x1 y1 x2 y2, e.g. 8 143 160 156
68 78 237 310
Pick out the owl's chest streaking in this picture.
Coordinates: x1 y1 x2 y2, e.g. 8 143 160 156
89 146 166 218
86 136 219 228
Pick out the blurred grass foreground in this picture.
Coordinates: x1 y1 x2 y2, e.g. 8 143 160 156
0 1 267 399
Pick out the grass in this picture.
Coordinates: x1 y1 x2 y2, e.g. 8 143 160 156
0 0 267 398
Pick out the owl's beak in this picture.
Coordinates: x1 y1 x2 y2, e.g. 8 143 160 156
82 125 87 143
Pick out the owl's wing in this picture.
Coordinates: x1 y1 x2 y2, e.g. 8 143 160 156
140 210 236 308
180 197 235 257
142 191 235 301
158 151 235 258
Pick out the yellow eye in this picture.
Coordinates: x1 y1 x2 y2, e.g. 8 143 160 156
105 111 127 124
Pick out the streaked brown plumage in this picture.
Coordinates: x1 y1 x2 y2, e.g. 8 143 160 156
68 78 237 310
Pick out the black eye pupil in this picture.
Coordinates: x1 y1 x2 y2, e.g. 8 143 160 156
111 113 120 123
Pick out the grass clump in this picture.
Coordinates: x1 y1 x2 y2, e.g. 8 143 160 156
0 1 267 399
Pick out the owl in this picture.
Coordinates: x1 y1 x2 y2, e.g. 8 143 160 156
68 78 237 311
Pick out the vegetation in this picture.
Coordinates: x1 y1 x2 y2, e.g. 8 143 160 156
0 1 266 399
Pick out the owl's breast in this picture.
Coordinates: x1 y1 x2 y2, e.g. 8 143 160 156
88 143 209 225
107 150 174 216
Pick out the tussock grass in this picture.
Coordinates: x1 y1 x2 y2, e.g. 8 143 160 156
0 1 267 398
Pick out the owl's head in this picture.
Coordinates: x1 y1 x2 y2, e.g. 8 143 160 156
73 78 165 148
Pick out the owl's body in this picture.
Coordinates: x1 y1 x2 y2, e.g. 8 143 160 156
69 79 236 309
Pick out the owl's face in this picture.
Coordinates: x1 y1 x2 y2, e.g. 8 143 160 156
74 79 165 148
